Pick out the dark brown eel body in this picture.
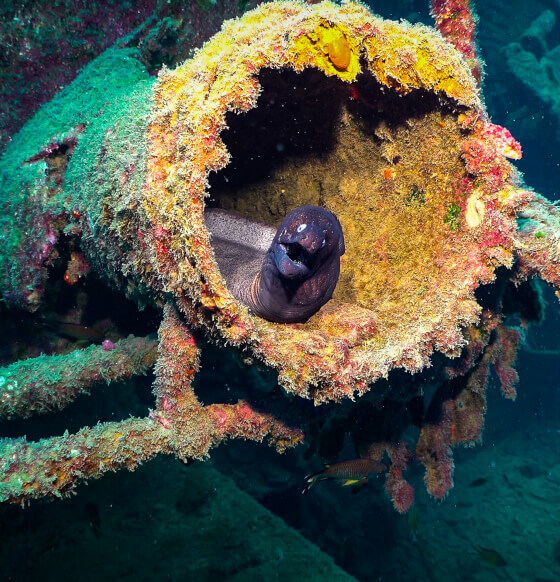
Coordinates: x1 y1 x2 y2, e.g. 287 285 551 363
204 205 345 323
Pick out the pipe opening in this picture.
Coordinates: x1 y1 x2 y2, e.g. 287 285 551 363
205 65 470 341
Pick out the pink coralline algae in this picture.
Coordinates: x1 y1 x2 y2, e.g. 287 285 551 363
102 339 115 351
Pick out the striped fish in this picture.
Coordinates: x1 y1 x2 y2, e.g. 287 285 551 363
303 458 386 493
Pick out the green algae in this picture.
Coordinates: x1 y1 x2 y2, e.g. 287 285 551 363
0 336 157 420
444 202 461 231
0 43 152 306
2 46 150 167
62 77 154 281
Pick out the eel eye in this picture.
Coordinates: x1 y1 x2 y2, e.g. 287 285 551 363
297 223 307 233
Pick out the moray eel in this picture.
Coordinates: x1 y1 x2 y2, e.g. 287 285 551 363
205 205 345 323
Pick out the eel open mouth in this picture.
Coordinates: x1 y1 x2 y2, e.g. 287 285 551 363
276 242 312 278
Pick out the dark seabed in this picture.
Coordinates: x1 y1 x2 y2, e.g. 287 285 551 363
1 1 560 580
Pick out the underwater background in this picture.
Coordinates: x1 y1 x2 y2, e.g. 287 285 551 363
1 0 560 580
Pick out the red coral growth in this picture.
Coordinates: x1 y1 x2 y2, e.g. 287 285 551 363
491 325 523 400
383 443 415 513
430 0 482 84
462 120 520 192
449 362 488 446
415 322 523 499
480 122 522 160
153 304 303 462
363 441 415 513
206 401 304 452
416 400 455 499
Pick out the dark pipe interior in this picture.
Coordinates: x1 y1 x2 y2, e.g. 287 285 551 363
207 66 459 211
207 67 345 197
